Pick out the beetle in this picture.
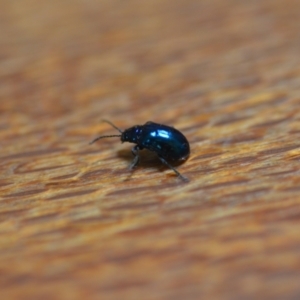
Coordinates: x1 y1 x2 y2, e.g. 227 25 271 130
90 120 190 181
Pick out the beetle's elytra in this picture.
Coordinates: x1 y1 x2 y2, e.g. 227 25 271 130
90 120 190 181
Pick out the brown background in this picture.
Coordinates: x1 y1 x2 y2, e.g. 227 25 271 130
1 0 300 299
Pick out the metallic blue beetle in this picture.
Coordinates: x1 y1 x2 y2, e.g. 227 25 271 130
90 120 190 181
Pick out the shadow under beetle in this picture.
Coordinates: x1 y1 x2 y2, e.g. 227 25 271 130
90 120 190 181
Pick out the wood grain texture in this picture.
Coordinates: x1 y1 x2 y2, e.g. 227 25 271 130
1 0 300 299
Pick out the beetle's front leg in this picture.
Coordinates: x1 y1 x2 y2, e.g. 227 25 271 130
129 145 141 170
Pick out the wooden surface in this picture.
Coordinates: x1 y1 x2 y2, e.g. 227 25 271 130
1 0 300 299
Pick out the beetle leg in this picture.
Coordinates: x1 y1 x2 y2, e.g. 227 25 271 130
158 157 189 182
129 145 140 169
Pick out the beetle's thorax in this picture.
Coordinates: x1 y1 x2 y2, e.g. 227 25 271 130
121 125 143 143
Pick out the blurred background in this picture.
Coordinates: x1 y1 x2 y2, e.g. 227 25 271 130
1 0 300 299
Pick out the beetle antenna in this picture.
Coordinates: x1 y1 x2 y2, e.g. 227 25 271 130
89 134 121 144
102 119 123 133
90 120 123 144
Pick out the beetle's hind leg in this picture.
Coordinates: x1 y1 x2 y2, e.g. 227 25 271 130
158 156 189 182
129 145 141 170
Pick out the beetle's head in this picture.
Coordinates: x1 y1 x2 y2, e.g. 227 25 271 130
121 125 141 143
